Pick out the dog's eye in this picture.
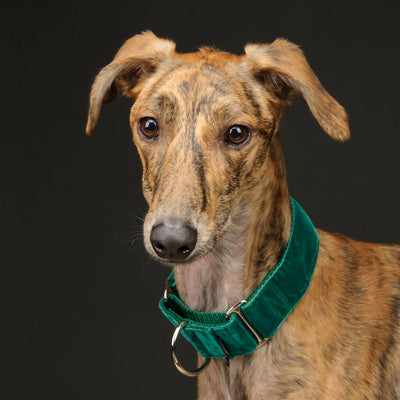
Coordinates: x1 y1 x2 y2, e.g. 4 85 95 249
138 117 159 139
225 125 250 147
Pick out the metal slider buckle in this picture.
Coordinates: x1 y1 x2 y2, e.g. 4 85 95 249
225 300 269 349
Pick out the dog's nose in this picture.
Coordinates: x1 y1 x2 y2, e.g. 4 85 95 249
150 219 197 262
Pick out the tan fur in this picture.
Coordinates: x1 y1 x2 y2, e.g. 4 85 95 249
86 32 400 399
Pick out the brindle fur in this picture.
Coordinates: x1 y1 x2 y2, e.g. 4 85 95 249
86 31 400 399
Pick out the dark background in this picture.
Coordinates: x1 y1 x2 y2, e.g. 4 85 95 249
2 0 399 399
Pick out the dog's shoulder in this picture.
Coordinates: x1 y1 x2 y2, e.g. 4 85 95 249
316 228 400 269
312 228 400 314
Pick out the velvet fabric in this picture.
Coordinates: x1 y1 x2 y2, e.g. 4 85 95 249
159 198 319 360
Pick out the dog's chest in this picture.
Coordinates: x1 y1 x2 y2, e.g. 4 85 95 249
198 336 316 400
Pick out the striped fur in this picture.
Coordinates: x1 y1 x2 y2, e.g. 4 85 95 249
87 31 400 399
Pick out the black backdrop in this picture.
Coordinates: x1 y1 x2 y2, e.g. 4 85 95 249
2 0 400 399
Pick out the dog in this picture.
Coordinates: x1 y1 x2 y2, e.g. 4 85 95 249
86 31 400 399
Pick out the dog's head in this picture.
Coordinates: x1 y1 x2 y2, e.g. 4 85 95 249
86 31 349 265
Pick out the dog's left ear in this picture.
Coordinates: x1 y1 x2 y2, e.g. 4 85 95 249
245 39 350 141
86 31 175 135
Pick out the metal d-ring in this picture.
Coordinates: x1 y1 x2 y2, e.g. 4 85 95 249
170 321 210 377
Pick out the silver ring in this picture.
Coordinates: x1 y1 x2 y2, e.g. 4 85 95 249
170 321 210 377
163 280 172 300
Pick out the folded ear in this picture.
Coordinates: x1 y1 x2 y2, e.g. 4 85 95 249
86 31 175 135
244 39 350 141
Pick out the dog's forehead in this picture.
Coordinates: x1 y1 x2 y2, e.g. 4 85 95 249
172 66 229 93
134 59 262 127
154 60 242 100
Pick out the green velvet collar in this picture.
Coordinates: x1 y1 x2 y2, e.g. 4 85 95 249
159 197 319 360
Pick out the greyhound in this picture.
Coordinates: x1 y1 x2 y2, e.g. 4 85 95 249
86 31 400 399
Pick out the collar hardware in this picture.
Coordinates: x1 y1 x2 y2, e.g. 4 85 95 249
170 321 211 377
225 300 268 348
163 279 172 300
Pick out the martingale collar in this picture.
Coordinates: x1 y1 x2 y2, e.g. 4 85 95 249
159 197 319 361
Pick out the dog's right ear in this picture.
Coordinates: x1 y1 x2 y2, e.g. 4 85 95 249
86 31 175 135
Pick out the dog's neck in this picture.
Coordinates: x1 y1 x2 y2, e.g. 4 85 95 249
173 134 292 313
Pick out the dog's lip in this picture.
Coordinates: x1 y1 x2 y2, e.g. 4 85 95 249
172 250 210 265
150 246 212 266
172 250 214 270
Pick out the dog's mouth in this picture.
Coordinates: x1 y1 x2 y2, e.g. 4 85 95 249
144 216 217 266
143 204 235 266
149 236 216 266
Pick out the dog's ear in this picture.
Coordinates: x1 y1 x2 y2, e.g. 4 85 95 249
245 39 350 141
86 31 175 135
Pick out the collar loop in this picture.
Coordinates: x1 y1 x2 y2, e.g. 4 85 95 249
159 197 319 360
